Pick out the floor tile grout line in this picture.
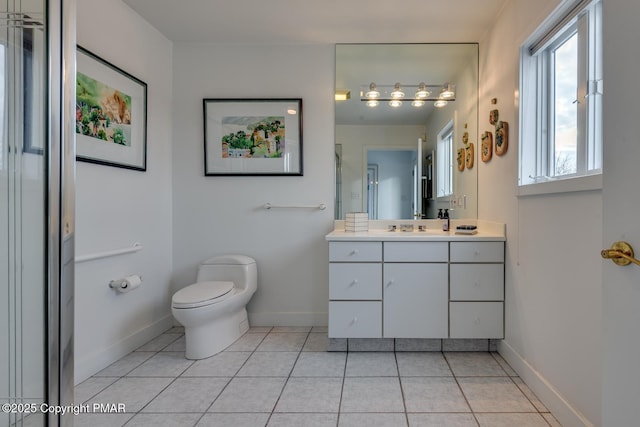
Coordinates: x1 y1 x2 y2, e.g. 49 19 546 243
263 329 311 426
195 327 271 424
442 352 482 427
86 340 166 406
128 336 196 424
394 351 411 427
336 345 347 427
489 350 550 417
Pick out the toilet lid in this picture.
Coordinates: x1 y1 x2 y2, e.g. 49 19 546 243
172 281 234 309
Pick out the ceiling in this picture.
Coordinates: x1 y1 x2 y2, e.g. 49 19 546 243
122 0 505 126
122 0 508 44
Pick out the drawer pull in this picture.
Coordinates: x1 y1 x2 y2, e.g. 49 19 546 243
349 279 358 287
474 250 480 256
386 279 395 288
474 317 481 325
349 249 359 256
474 281 480 287
350 317 358 325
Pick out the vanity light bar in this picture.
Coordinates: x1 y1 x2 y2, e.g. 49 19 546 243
359 83 455 103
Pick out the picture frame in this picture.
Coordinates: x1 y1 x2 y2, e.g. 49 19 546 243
203 98 303 176
75 45 147 171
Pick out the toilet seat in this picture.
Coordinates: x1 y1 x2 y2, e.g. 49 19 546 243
172 281 234 309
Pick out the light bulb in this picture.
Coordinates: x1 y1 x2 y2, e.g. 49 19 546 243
390 82 405 98
415 83 430 99
365 82 380 99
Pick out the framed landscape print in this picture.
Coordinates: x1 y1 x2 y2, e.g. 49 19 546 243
203 98 303 176
76 46 147 171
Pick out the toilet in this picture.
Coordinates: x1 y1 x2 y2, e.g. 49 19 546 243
171 254 257 359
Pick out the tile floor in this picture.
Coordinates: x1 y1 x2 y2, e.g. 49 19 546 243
73 327 562 427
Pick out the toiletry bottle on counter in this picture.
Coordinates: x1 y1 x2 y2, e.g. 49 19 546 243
442 209 450 231
437 209 443 219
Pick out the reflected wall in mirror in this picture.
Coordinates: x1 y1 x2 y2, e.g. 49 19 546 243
335 44 478 220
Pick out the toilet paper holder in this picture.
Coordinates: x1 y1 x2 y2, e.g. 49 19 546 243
109 274 143 293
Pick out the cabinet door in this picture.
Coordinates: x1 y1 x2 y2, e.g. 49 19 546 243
383 263 448 338
330 263 382 300
329 241 382 262
449 302 504 338
450 242 504 263
450 263 504 301
329 301 382 338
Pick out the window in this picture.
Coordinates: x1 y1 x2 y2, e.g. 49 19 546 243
519 0 602 192
437 121 454 198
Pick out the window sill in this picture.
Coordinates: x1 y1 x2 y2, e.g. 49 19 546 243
517 173 602 197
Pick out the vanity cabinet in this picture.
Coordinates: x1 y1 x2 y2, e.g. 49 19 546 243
328 242 383 338
449 242 505 339
328 237 505 341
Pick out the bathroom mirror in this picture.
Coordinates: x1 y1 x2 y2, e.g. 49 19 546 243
335 44 478 220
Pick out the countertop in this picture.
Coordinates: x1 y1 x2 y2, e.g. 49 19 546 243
326 219 506 242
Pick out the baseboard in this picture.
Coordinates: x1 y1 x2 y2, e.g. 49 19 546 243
498 340 594 427
74 314 174 385
248 311 328 327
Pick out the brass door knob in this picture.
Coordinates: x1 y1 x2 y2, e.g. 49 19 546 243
601 241 640 267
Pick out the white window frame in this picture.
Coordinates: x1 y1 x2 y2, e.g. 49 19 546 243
518 0 602 196
436 120 454 199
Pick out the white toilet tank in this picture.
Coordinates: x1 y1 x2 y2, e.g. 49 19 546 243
196 254 257 291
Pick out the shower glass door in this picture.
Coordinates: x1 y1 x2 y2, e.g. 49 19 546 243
1 1 47 426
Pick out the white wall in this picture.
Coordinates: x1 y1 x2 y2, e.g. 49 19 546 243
479 1 602 425
171 43 335 326
75 0 174 383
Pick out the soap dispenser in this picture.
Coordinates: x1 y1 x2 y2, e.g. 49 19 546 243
442 209 450 232
437 209 443 219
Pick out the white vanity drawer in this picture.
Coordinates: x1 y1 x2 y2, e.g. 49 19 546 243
450 242 504 263
329 301 382 338
384 241 448 262
330 263 382 300
450 264 504 301
449 302 504 338
329 242 382 262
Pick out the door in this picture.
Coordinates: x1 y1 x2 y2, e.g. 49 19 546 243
601 0 640 424
1 1 76 426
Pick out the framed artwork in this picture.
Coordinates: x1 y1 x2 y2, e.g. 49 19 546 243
495 121 509 156
481 131 493 162
75 46 147 171
203 98 303 176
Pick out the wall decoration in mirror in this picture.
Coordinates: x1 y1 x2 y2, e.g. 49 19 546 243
335 44 479 220
466 143 475 169
481 131 493 162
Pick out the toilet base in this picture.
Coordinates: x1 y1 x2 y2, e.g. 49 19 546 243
183 308 249 359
